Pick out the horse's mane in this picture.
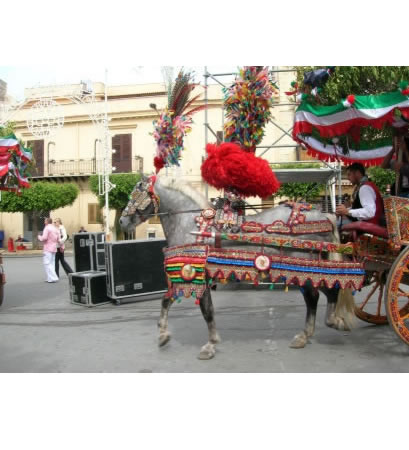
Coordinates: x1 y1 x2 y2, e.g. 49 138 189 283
156 174 210 210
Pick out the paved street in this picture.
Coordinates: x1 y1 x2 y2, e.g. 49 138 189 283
1 256 409 372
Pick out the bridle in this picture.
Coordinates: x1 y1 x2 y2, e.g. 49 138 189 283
122 176 160 223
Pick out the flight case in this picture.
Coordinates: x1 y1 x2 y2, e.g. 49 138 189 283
105 238 168 304
73 232 106 272
69 271 111 307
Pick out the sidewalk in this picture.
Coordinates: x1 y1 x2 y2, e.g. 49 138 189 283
1 249 73 258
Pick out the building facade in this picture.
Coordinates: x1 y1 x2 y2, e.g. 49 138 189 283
0 68 298 242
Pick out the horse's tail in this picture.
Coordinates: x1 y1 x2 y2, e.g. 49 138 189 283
325 213 356 328
325 213 341 261
336 288 356 330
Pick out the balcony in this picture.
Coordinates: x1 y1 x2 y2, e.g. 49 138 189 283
31 156 144 178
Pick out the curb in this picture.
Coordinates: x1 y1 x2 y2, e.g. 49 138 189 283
2 251 73 259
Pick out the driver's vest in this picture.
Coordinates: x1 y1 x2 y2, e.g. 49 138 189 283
351 181 384 225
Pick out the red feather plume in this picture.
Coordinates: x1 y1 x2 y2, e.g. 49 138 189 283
201 142 280 198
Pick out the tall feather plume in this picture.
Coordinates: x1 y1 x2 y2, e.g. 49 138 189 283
151 69 206 172
161 66 174 106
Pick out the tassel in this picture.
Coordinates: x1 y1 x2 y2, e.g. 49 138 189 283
269 283 274 290
195 299 200 306
284 285 289 293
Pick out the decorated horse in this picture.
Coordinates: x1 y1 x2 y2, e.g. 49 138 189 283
120 172 362 359
119 67 365 360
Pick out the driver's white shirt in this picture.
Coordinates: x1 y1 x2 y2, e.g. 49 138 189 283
349 184 376 220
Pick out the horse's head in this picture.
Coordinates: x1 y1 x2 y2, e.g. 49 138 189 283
119 175 160 232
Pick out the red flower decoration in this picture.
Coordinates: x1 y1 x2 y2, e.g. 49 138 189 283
346 94 356 104
201 142 280 198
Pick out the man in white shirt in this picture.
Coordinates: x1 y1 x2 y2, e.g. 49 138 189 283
335 163 384 226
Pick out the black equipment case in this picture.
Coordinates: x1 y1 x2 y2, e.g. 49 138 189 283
73 232 106 272
105 238 168 303
69 271 111 307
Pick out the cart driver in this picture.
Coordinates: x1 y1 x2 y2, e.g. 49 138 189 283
335 163 384 226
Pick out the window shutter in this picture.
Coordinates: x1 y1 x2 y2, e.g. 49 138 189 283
111 134 132 173
88 204 103 224
28 140 45 176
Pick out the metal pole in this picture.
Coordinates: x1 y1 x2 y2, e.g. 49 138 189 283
104 69 110 240
204 67 209 200
338 162 342 207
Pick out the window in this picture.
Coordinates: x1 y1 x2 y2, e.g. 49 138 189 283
147 229 156 239
88 203 103 224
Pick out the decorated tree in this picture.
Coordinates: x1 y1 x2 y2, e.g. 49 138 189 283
296 66 409 105
0 181 79 248
89 173 142 239
0 124 33 192
290 66 409 166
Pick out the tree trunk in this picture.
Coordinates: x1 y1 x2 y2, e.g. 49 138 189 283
32 211 40 250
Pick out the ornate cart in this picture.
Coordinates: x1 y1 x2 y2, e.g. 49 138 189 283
291 74 409 346
347 195 409 346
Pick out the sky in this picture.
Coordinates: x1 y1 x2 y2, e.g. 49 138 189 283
0 66 237 101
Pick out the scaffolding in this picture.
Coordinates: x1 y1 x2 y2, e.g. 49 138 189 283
202 67 343 212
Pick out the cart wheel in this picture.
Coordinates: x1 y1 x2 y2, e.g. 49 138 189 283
385 247 409 346
354 271 388 324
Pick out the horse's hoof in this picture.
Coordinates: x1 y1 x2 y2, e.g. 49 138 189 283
158 332 171 347
327 317 349 331
289 332 308 349
210 333 221 344
198 343 216 360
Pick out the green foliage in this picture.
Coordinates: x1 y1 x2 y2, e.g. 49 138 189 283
89 173 142 211
0 122 18 138
367 166 396 194
271 162 321 169
275 182 324 202
295 66 409 151
0 182 79 213
296 66 409 105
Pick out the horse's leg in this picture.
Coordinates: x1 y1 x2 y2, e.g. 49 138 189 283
321 287 350 331
158 295 173 347
198 287 220 360
290 283 319 349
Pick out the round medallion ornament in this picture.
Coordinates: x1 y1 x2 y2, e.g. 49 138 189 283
202 208 216 219
27 98 64 137
181 264 196 281
254 254 271 272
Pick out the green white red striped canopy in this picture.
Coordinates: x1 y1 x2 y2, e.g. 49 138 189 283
0 134 32 191
293 90 409 166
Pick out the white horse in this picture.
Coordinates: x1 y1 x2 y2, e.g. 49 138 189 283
120 175 355 360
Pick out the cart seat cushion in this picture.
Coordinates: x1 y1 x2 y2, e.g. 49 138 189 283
341 221 388 239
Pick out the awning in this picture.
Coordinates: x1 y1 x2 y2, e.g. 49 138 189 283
273 168 337 184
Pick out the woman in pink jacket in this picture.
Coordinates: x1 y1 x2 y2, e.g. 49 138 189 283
38 217 60 283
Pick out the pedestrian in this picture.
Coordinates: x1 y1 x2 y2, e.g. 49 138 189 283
38 218 60 283
78 226 87 233
54 218 73 277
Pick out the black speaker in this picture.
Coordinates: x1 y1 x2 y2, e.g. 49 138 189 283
105 238 168 303
73 232 106 272
69 271 110 307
